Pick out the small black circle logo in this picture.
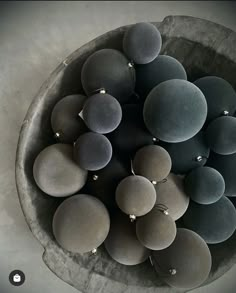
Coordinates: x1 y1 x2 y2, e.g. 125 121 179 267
9 270 25 286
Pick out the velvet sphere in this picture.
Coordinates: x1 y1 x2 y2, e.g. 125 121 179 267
82 93 122 134
184 166 225 205
143 79 207 143
74 132 112 171
194 76 236 123
133 145 172 183
206 116 236 155
123 22 162 64
33 144 87 197
53 194 110 253
116 175 156 217
51 94 87 143
136 207 176 250
155 173 189 220
104 212 150 265
183 196 236 244
81 49 135 103
136 55 187 99
152 228 212 289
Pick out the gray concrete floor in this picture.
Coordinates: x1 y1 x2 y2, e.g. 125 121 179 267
0 1 236 293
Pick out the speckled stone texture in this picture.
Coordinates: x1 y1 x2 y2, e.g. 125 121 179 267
16 16 236 293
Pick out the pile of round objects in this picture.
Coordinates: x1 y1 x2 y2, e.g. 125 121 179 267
33 22 236 290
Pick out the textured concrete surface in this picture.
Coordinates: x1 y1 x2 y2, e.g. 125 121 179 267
1 1 236 293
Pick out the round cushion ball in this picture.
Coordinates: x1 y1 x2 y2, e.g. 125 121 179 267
74 132 112 171
81 49 135 103
83 93 122 134
51 94 87 143
116 175 156 217
33 144 87 197
133 145 172 183
136 207 176 250
184 166 225 205
152 228 212 289
143 79 207 143
183 196 236 244
104 212 150 265
53 194 110 253
206 116 236 155
123 22 162 65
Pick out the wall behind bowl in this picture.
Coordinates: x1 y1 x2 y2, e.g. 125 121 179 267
0 1 236 293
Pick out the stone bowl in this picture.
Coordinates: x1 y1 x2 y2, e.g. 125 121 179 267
16 16 236 293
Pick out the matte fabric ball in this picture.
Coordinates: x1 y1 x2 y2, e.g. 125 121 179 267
123 22 162 64
82 93 122 134
155 173 189 220
136 55 187 99
104 212 150 265
194 76 236 123
86 156 129 209
184 167 225 205
81 49 135 103
162 132 210 175
206 116 236 155
116 175 156 217
143 79 207 143
136 207 176 250
53 194 110 253
183 196 236 244
207 152 236 197
51 94 87 143
33 144 87 197
74 132 112 171
152 228 212 289
133 145 172 182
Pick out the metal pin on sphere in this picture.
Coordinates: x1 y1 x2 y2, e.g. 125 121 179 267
91 248 97 254
152 180 157 185
222 110 229 116
54 132 60 139
128 62 134 68
163 209 169 215
196 155 203 162
93 174 99 181
100 88 106 94
129 214 136 222
169 268 177 275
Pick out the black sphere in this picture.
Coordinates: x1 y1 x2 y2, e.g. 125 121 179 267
194 76 236 123
123 22 162 64
104 212 150 265
206 116 236 155
81 49 135 103
83 93 122 134
74 132 112 171
136 55 187 99
51 94 87 143
183 196 236 244
143 79 207 143
162 132 210 175
184 167 225 205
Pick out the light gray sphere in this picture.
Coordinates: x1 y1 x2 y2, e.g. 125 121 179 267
33 144 87 197
53 194 110 253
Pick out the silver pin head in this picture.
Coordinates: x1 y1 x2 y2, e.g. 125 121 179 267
128 62 134 68
196 155 203 162
152 137 157 142
151 180 157 185
91 248 97 254
129 214 136 222
99 89 106 94
93 174 99 181
163 209 169 216
54 132 60 139
169 268 177 275
222 110 229 116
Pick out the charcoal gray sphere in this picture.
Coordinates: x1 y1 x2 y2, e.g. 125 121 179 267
184 167 225 205
74 132 112 171
104 212 150 265
133 145 172 182
183 196 236 244
155 173 189 220
136 55 187 99
116 175 156 217
81 49 135 103
194 76 236 123
53 194 110 253
123 22 162 64
136 207 176 250
143 79 207 143
206 116 236 155
82 93 122 134
51 94 87 143
33 144 87 197
207 152 236 197
152 228 212 289
162 132 210 174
